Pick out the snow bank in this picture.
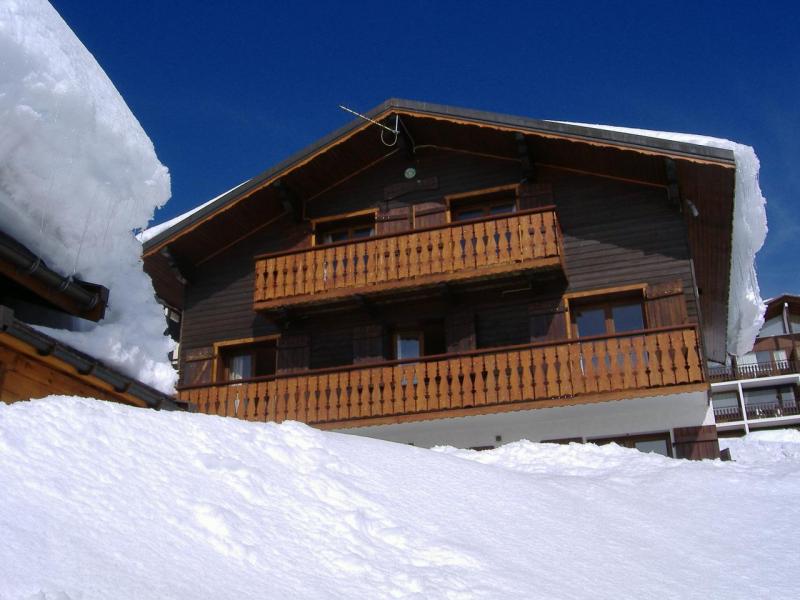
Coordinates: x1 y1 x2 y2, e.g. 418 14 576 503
720 429 800 466
0 1 175 391
555 122 767 357
3 397 799 599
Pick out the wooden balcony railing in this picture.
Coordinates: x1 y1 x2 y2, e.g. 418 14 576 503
709 359 798 383
178 326 704 428
254 207 562 310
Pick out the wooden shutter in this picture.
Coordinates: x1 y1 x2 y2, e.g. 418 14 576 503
446 308 476 353
673 425 720 460
645 280 688 328
353 324 384 364
181 346 213 386
413 203 447 229
277 333 310 374
376 205 411 235
529 300 567 342
518 182 553 210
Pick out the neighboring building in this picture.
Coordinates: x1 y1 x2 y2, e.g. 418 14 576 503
0 229 178 410
711 294 800 436
142 99 756 459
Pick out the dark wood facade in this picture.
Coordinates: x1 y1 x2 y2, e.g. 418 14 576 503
142 100 738 439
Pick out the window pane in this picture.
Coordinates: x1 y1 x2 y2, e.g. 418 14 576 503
323 230 349 244
453 208 484 222
612 303 644 333
227 354 252 381
634 439 669 457
575 308 606 337
712 391 739 408
396 335 421 360
744 387 779 406
352 226 374 239
488 203 516 215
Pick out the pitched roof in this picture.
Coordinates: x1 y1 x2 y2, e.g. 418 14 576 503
142 98 736 253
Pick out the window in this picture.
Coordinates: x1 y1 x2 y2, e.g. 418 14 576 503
592 433 672 457
392 321 446 360
217 338 277 382
449 188 517 222
314 213 376 245
395 331 422 360
571 296 644 338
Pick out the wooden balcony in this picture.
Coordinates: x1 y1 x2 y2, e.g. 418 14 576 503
254 207 563 310
178 326 705 429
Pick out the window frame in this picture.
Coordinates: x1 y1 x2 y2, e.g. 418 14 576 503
445 184 519 224
392 329 424 361
213 335 279 383
564 285 648 339
311 208 378 246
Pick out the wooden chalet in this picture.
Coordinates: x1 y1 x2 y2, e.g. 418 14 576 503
0 229 178 410
142 99 742 459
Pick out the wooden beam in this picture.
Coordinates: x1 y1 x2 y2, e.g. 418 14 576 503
665 158 681 210
515 132 535 181
274 179 303 223
159 245 191 285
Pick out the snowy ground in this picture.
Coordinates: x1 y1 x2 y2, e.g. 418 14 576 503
1 398 798 599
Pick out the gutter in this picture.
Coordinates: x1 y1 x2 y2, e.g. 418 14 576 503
0 230 109 321
0 305 181 411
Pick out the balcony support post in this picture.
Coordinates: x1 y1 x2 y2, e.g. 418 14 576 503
737 381 749 434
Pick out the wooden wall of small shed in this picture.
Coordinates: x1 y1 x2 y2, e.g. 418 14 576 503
179 151 699 376
0 342 136 406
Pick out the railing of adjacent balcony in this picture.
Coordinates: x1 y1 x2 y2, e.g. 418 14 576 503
178 326 704 427
713 401 800 423
253 207 562 308
708 359 798 383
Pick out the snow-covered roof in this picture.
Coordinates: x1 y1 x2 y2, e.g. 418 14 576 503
0 0 176 392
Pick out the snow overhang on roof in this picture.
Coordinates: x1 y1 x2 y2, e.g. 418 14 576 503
141 98 736 253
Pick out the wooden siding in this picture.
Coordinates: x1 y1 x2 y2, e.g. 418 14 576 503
180 150 700 395
0 340 143 407
178 326 705 428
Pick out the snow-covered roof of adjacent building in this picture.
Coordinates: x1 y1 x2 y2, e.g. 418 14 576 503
0 0 176 392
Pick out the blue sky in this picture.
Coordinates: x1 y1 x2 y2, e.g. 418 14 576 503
51 0 798 298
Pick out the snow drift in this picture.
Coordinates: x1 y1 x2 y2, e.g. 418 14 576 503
2 397 799 599
556 121 767 357
0 0 175 391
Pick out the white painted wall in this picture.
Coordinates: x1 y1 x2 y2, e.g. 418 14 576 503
335 391 713 449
